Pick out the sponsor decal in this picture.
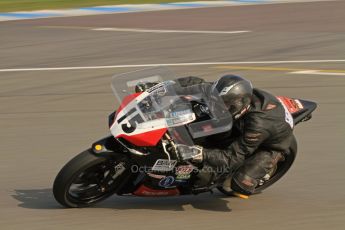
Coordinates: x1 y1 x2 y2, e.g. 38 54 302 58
152 159 177 172
277 96 301 114
175 179 188 184
277 98 294 129
176 174 191 180
147 173 166 179
171 109 192 117
294 99 304 109
175 165 194 180
158 176 175 187
166 111 195 126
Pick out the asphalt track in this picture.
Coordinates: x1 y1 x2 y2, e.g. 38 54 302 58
0 1 345 229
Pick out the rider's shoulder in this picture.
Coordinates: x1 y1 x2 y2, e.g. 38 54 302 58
252 88 282 109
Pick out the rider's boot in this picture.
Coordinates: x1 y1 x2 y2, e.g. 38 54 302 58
219 176 249 199
230 150 284 198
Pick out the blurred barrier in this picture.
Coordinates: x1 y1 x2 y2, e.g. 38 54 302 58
0 0 324 22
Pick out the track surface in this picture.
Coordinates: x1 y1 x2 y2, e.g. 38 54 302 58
0 1 344 229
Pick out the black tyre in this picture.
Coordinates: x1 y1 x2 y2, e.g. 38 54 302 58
218 151 296 196
53 149 128 208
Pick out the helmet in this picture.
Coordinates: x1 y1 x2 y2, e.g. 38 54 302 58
212 75 253 119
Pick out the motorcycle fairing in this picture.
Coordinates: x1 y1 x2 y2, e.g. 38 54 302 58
110 67 233 147
111 91 168 146
277 96 304 114
116 92 142 115
116 128 168 147
133 184 180 196
110 82 196 146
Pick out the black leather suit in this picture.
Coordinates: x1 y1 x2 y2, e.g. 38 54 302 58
172 76 297 194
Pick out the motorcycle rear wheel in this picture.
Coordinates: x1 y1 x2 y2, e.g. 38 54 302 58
218 151 296 196
53 149 127 208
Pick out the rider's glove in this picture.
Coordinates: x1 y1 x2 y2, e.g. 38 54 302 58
176 144 203 163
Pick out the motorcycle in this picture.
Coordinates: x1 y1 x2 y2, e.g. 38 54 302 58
53 67 317 208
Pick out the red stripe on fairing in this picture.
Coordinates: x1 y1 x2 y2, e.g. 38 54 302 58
133 185 180 197
117 128 167 146
116 92 142 115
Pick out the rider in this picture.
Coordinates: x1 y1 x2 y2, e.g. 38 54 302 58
136 75 297 196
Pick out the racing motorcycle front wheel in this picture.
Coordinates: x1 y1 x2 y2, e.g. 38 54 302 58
218 151 296 196
53 149 128 208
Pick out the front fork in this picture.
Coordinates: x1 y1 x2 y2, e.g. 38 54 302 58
162 133 182 162
91 136 137 194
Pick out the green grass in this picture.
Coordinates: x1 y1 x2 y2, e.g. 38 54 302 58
0 0 206 12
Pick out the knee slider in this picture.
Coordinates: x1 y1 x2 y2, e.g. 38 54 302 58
231 172 258 195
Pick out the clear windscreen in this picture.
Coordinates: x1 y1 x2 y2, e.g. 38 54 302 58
137 82 196 127
111 67 233 145
111 67 175 104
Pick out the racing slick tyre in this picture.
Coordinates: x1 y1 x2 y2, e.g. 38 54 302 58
217 151 296 196
53 149 127 208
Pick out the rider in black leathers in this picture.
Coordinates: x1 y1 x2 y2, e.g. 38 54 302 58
136 75 297 196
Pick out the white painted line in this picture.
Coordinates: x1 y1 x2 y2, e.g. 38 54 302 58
1 60 345 72
92 28 251 34
290 70 345 76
